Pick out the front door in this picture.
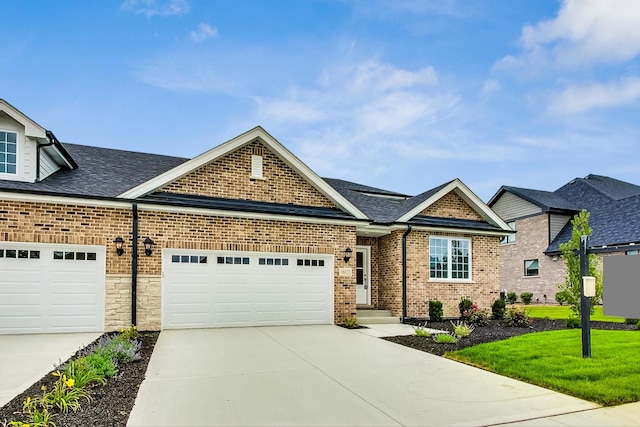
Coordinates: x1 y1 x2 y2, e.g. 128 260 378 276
355 246 370 305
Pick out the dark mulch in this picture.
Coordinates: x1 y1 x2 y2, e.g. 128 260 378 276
384 319 637 357
0 331 159 427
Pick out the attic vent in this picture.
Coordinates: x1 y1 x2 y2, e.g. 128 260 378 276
251 154 263 179
252 145 264 156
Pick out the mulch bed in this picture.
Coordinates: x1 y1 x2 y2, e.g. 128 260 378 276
0 331 159 427
384 319 637 356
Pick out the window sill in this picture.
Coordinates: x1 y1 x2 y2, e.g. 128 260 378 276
428 279 475 284
500 242 516 246
250 176 266 181
523 276 539 279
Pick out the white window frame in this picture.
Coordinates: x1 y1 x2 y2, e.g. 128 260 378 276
500 221 516 245
0 129 18 176
429 236 472 281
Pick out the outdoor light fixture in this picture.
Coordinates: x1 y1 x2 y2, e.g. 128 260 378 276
343 247 353 263
114 236 125 256
143 237 155 257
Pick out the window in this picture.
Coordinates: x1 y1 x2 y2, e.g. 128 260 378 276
171 254 207 264
500 221 516 245
251 155 263 178
524 259 539 277
0 130 18 174
216 256 249 265
626 250 639 255
429 237 471 280
258 257 289 266
296 258 325 267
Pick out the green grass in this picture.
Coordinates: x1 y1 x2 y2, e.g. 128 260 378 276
447 329 640 405
524 305 624 323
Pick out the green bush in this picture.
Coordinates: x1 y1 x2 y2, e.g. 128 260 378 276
84 351 117 378
492 299 506 319
413 323 432 337
565 316 581 328
624 318 640 325
506 292 517 304
466 308 489 326
63 357 106 389
637 320 640 330
341 317 359 329
520 292 534 305
428 300 443 322
451 320 474 338
555 291 569 305
433 333 458 344
504 307 531 327
459 298 473 319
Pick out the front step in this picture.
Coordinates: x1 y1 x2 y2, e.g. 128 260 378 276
356 309 400 325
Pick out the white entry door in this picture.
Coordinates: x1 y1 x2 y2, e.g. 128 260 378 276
355 246 370 305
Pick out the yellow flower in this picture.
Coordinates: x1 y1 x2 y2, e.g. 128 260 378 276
65 377 75 388
25 396 31 405
52 370 61 377
41 385 46 391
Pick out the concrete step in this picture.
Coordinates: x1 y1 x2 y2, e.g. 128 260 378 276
356 309 400 325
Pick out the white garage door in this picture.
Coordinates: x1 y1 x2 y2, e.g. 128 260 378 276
0 243 106 335
163 250 334 329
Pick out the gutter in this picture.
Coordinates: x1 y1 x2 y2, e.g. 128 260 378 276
131 202 138 326
401 225 412 323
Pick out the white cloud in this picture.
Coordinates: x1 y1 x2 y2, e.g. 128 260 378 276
547 77 640 114
121 0 190 17
480 79 500 97
496 0 640 72
190 23 218 42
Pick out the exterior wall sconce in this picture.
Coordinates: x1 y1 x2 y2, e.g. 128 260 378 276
143 237 155 257
114 236 125 256
343 247 353 263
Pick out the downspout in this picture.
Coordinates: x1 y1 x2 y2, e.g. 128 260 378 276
401 225 412 324
35 140 54 182
131 202 139 327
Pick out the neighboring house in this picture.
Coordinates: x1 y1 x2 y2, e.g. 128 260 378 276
489 175 640 304
0 99 512 334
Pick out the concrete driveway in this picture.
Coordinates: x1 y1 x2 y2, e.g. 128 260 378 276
0 332 101 407
127 325 597 426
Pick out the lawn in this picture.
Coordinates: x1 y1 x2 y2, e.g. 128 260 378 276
447 329 640 406
523 305 625 323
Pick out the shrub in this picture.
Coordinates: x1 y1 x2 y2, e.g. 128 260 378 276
506 292 517 304
520 292 534 305
84 351 117 378
119 325 139 341
428 300 443 322
624 318 640 325
413 322 432 337
565 316 581 329
107 336 142 364
504 307 532 327
62 357 106 389
42 371 92 413
341 317 359 329
433 333 458 344
637 320 640 330
466 308 489 327
555 291 569 305
12 392 55 427
451 320 474 338
492 299 506 319
459 298 473 319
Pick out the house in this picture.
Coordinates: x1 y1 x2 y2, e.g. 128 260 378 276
0 99 512 334
488 175 640 304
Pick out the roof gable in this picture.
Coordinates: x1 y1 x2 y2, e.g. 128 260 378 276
397 179 511 230
118 126 368 219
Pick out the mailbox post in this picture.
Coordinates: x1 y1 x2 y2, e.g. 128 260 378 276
580 235 592 358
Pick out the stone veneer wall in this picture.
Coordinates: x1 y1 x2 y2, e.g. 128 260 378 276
499 214 567 304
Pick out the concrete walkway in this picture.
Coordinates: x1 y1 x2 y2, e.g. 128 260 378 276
128 325 600 426
0 332 101 407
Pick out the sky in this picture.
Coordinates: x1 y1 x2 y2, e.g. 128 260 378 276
2 0 640 202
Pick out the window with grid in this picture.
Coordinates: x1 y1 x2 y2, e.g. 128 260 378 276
430 237 471 280
0 131 17 174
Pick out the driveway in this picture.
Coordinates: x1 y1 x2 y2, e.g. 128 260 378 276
127 325 597 426
0 332 101 407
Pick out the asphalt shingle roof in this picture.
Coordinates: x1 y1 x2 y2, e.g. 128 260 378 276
492 186 579 212
0 143 188 198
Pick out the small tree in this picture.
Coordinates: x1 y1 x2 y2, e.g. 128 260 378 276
557 210 603 316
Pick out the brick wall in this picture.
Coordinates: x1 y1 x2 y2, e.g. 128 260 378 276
420 191 483 220
378 231 403 314
160 141 335 208
1 199 357 329
499 214 566 304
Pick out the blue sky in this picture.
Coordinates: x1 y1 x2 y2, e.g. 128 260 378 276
2 0 640 201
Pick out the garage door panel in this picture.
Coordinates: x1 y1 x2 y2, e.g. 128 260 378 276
0 243 105 335
163 250 333 329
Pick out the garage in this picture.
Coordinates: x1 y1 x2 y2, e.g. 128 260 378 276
162 250 334 329
0 243 106 335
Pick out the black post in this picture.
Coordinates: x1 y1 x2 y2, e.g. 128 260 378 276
580 235 591 358
131 202 138 327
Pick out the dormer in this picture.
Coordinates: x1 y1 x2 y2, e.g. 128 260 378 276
0 99 76 183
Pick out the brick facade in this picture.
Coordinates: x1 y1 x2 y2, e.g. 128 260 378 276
420 191 483 220
499 214 566 304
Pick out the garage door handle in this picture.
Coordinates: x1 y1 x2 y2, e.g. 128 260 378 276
364 285 368 290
